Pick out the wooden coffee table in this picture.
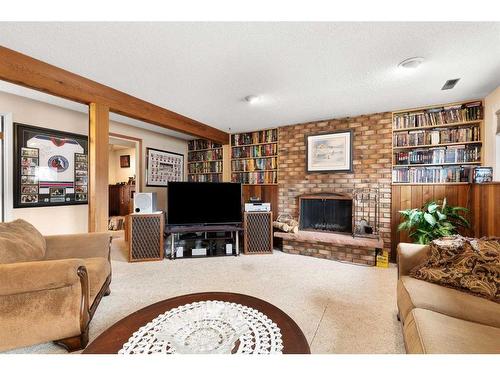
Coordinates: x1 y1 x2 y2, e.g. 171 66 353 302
83 292 310 354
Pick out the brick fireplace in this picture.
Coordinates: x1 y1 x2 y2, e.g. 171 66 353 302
277 112 392 265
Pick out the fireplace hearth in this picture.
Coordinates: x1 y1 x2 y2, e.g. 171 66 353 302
299 193 353 234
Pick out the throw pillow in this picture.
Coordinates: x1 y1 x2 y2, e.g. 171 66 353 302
410 235 500 303
0 219 46 264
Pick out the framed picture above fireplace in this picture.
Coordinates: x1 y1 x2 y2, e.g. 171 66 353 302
305 129 353 173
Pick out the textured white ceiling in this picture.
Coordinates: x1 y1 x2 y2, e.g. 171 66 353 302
0 22 499 134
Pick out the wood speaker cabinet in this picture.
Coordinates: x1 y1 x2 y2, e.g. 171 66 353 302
243 212 273 254
127 212 164 262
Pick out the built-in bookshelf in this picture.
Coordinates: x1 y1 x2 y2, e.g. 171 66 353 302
231 129 279 184
392 100 483 184
187 139 223 182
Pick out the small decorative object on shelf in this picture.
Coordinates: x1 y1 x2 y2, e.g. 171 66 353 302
392 100 483 184
188 139 223 182
231 129 279 184
473 167 493 183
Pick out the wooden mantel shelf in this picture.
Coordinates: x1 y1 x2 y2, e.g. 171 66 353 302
274 230 384 248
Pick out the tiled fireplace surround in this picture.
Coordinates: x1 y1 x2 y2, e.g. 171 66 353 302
277 112 392 265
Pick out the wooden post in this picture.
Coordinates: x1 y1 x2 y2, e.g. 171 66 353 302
88 103 109 232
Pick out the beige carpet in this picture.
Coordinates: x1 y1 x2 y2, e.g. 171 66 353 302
6 232 405 354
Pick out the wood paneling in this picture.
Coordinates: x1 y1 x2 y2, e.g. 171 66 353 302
471 183 500 238
88 103 109 232
0 46 228 144
242 185 279 221
391 182 499 261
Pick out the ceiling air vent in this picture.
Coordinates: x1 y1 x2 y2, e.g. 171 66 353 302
441 78 460 90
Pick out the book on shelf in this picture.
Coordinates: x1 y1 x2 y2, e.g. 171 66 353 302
188 139 222 150
188 174 222 183
394 144 480 165
231 171 277 184
231 143 278 158
231 129 278 146
393 101 482 130
231 157 277 172
393 126 480 147
392 165 475 184
188 148 223 162
188 160 223 174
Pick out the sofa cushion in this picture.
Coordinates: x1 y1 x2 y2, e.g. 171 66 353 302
403 308 500 354
0 219 46 264
82 257 110 304
398 276 500 328
410 236 500 302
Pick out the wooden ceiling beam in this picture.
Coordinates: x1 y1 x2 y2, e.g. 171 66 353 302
0 46 229 144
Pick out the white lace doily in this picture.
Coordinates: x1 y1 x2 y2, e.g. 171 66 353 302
118 300 284 354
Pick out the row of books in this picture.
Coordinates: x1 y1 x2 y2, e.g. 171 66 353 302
231 129 278 146
188 161 223 174
392 166 474 183
393 126 480 147
231 157 277 172
188 174 222 183
187 148 223 162
187 139 222 151
394 145 481 165
231 171 278 184
231 144 278 158
393 102 482 129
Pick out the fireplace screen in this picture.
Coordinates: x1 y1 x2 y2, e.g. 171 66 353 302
299 194 352 234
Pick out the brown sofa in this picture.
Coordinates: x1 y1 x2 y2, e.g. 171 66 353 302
397 243 500 354
0 220 112 352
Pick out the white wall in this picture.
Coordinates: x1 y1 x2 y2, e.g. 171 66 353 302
0 91 187 235
109 147 136 184
484 85 500 180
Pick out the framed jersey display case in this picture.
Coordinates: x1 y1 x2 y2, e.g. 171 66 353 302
13 123 89 208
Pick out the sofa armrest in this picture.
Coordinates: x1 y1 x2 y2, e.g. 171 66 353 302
0 259 85 296
44 232 111 260
397 243 430 278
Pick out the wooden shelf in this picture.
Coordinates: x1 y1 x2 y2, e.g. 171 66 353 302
187 160 222 164
188 147 223 152
392 120 482 133
393 162 481 168
187 172 222 175
392 182 470 185
231 141 278 148
232 169 278 173
393 141 482 150
232 155 278 161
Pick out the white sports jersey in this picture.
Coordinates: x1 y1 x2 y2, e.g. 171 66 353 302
27 135 84 182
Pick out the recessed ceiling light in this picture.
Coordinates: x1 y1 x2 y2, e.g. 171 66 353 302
243 95 259 104
398 57 424 69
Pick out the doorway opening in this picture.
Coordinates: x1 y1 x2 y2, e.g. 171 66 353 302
108 133 141 230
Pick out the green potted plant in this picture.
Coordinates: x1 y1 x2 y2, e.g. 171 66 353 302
398 198 470 245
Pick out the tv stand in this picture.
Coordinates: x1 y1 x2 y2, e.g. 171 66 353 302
165 224 243 260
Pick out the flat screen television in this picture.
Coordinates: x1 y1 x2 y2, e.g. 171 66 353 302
167 182 242 226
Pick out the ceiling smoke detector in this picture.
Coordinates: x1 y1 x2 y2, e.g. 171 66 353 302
398 57 424 69
441 78 460 90
243 95 260 104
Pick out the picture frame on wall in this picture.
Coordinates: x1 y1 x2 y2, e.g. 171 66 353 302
120 155 130 168
146 147 184 187
305 129 353 173
13 122 89 208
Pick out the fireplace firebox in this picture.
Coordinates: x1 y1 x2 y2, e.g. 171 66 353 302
299 193 353 234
